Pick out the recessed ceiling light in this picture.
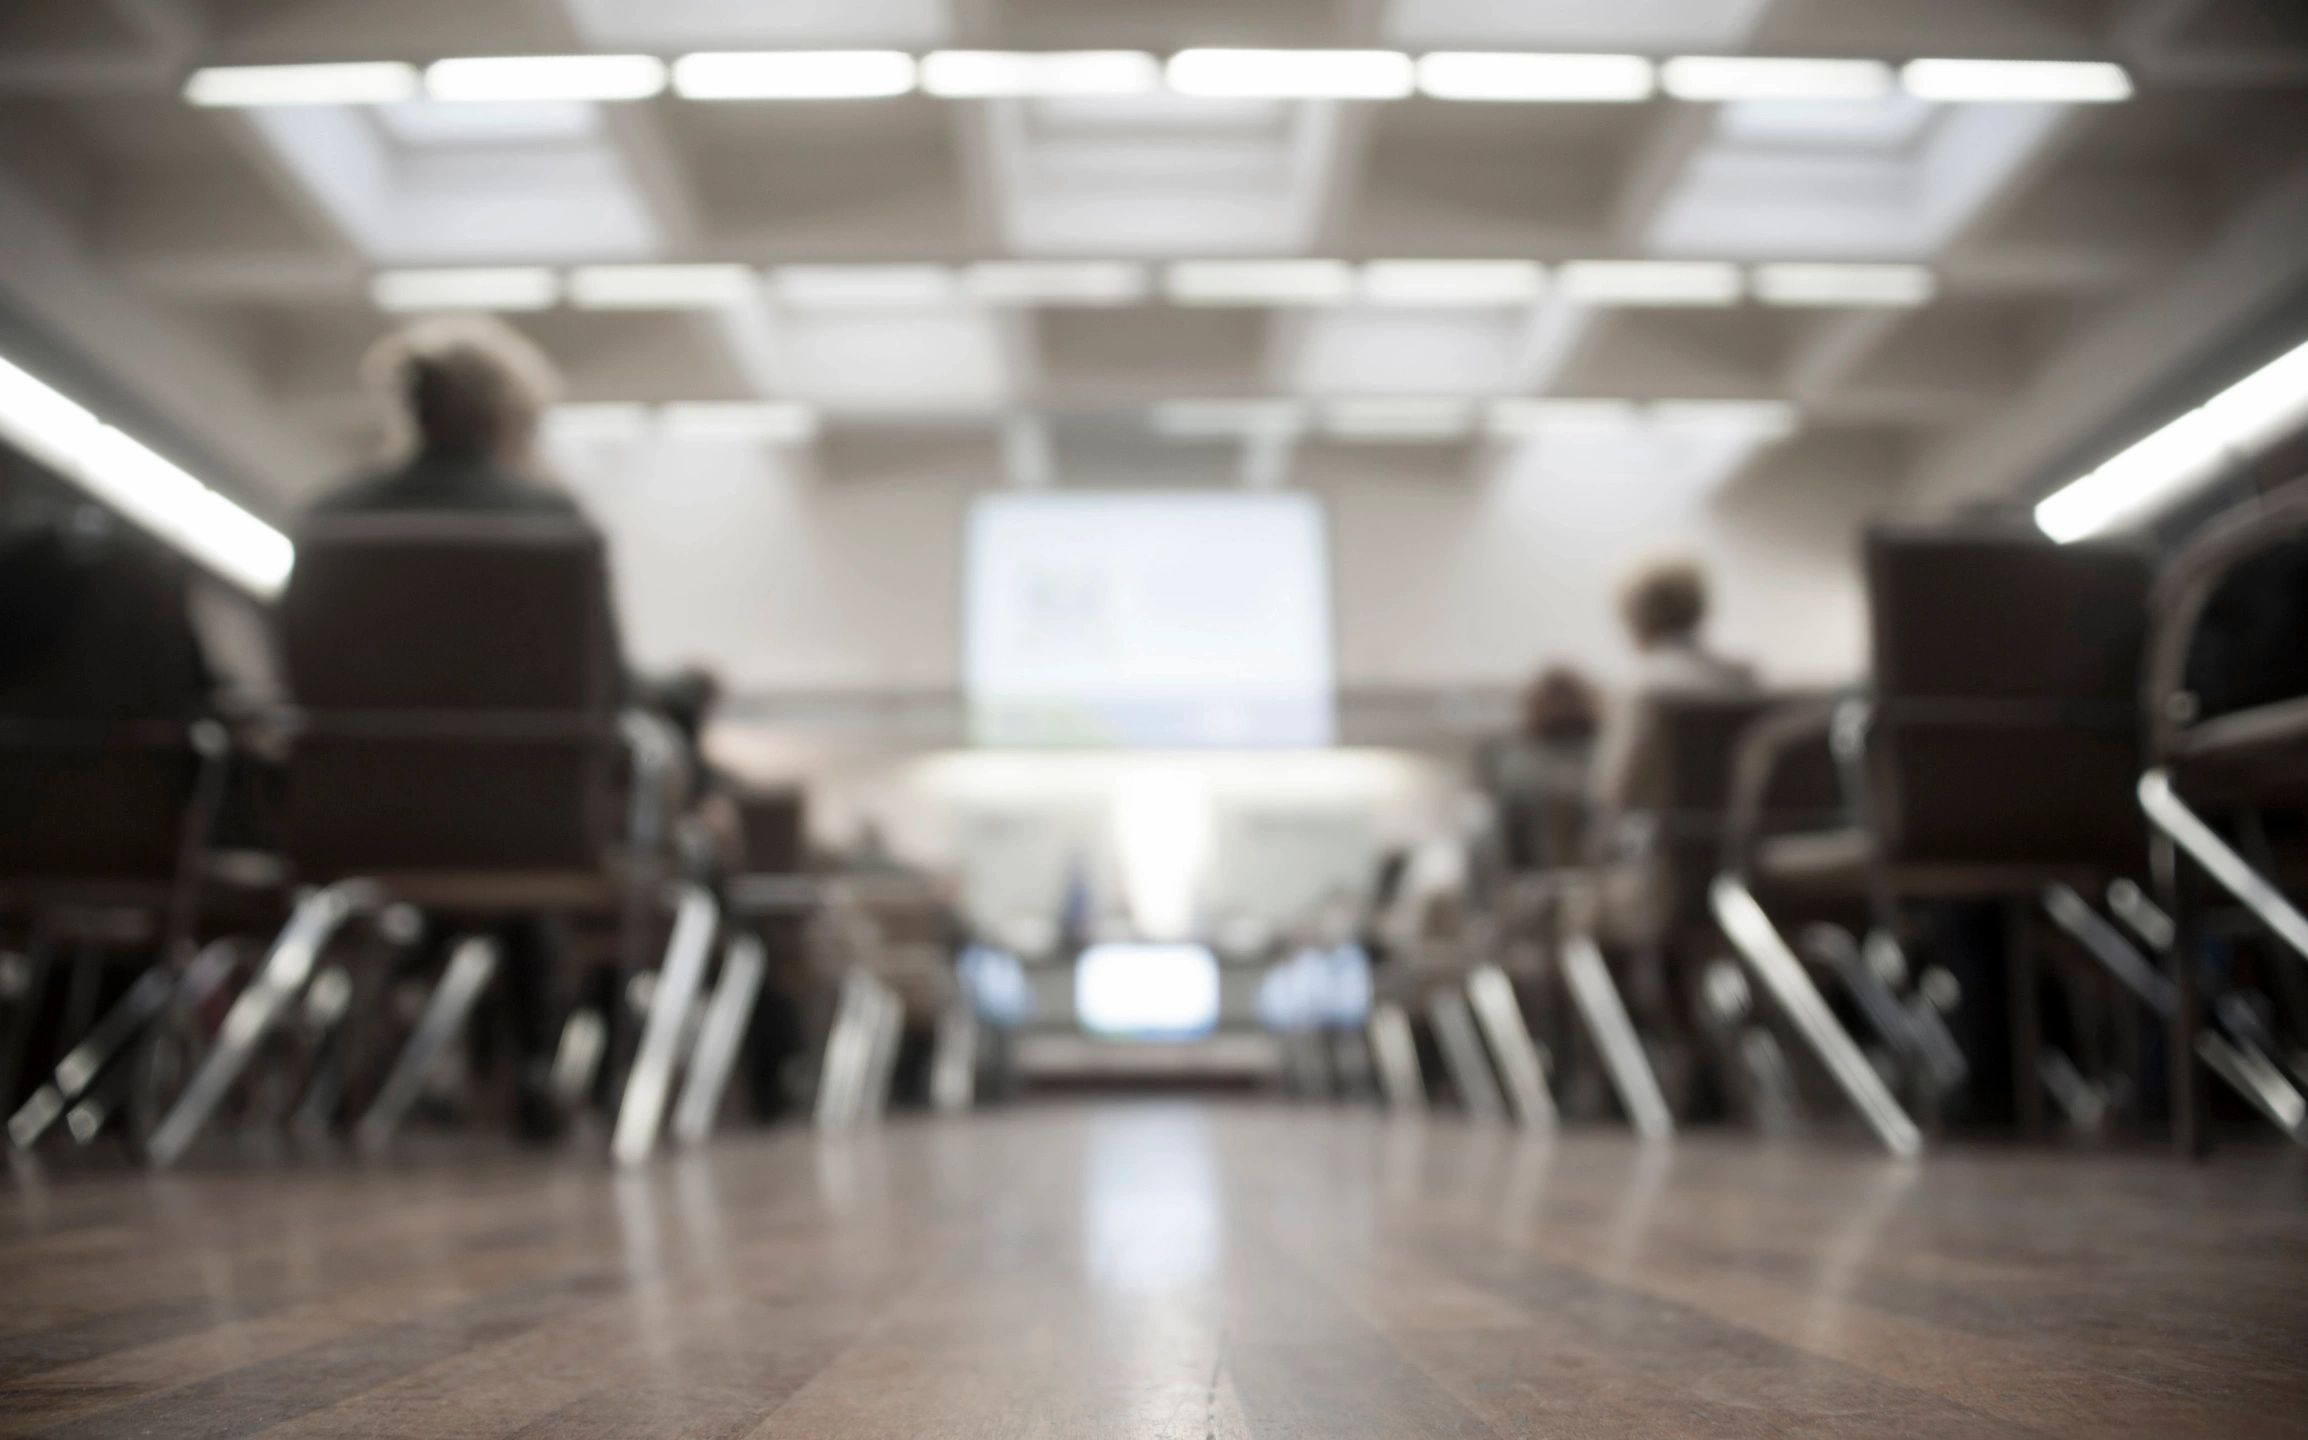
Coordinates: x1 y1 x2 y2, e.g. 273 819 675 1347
1650 400 1800 440
1486 398 1643 435
1321 399 1476 441
965 262 1151 305
1149 400 1307 438
184 62 419 107
546 403 654 443
1416 53 1654 103
424 55 666 103
1166 49 1414 99
922 51 1160 97
673 51 917 100
1660 56 1894 102
662 401 819 444
1902 58 2132 104
567 264 758 309
1360 261 1547 306
1752 263 1936 307
371 268 561 312
1165 261 1355 306
1558 261 1743 306
771 265 956 307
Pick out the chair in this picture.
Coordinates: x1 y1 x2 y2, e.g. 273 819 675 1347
142 514 725 1167
2137 482 2308 1155
1714 525 2153 1155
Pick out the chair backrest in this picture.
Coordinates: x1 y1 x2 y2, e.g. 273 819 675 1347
1627 692 1840 918
280 513 621 877
1865 525 2150 868
735 787 807 875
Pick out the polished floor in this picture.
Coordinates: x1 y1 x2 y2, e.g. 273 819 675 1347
4 1103 2307 1438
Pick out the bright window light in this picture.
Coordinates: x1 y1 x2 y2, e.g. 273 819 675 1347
673 51 917 100
1559 260 1743 306
1321 399 1475 441
2036 337 2308 542
371 268 560 312
1416 52 1654 102
1903 59 2132 104
184 62 418 107
1148 399 1307 438
1360 260 1547 306
0 353 292 596
662 401 819 444
1166 49 1414 99
771 264 955 307
1165 260 1354 306
424 55 665 103
1661 56 1894 102
1075 943 1221 1039
1487 398 1642 435
922 50 1160 97
567 264 757 309
1752 262 1936 307
965 261 1151 305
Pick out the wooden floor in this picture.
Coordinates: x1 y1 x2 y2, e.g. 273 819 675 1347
4 1102 2308 1438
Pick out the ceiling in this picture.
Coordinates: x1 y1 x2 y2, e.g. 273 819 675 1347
2 0 2307 529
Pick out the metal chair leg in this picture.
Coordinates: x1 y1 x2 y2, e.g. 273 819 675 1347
611 885 719 1167
861 986 905 1120
926 1002 977 1114
1562 936 1675 1141
1466 964 1555 1130
671 933 766 1146
147 880 379 1168
354 937 499 1155
2142 769 2308 963
8 966 173 1150
1367 1002 1425 1111
815 970 878 1131
1427 988 1506 1121
1711 876 1922 1158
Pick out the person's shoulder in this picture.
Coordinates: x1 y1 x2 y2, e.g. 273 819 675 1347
308 467 403 518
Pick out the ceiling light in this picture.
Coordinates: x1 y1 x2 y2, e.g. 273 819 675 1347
371 268 560 312
1650 400 1800 440
424 55 665 103
1902 59 2133 104
1149 400 1307 439
922 51 1160 97
1416 53 1654 103
1165 261 1354 306
2037 336 2308 542
1321 399 1475 441
1660 56 1894 102
771 265 955 307
662 402 819 444
1360 261 1547 306
546 403 653 442
965 262 1150 305
1752 263 1936 307
1558 260 1743 306
184 62 419 107
673 51 916 100
568 264 758 309
0 352 292 596
1486 398 1642 435
1166 49 1414 100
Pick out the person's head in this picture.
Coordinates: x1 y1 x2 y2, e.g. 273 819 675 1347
654 665 722 753
365 317 559 466
1618 554 1711 651
1519 665 1599 743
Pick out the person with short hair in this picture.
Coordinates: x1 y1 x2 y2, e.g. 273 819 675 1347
1591 553 1758 825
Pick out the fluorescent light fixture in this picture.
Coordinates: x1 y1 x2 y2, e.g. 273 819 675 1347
0 352 292 596
1651 400 1800 440
1165 260 1354 306
1360 260 1547 306
771 264 955 307
1416 52 1654 102
922 50 1159 97
2036 336 2308 542
1149 400 1307 438
1752 263 1936 307
567 264 757 309
371 268 560 312
184 62 418 107
662 401 819 444
1558 260 1743 306
1321 399 1475 441
425 55 665 103
965 261 1150 305
1903 59 2132 104
1660 56 1894 102
1166 49 1414 99
545 403 653 443
673 51 916 100
1486 398 1642 435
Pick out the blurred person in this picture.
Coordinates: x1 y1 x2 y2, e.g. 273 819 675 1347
1479 665 1603 875
1590 553 1757 824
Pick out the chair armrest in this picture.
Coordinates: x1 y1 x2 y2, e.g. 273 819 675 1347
619 707 693 855
2144 478 2308 757
1721 696 1851 875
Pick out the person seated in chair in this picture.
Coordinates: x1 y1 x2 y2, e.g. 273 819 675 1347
1591 553 1758 826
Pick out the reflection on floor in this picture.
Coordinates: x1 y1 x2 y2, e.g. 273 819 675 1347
4 1102 2306 1437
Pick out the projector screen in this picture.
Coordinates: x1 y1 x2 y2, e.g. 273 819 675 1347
965 492 1335 747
